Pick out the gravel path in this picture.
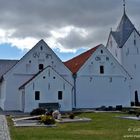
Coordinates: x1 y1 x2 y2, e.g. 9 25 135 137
0 115 11 140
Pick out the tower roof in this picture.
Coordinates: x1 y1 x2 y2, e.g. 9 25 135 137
111 11 135 48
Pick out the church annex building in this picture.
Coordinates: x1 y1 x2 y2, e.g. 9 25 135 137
0 7 140 112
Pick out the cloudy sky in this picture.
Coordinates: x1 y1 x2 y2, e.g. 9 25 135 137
0 0 140 61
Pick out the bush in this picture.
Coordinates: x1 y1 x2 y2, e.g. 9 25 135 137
131 102 135 106
136 109 140 116
100 106 107 111
69 113 75 119
128 108 140 115
116 105 122 111
30 108 46 116
136 113 140 117
128 109 136 114
107 106 113 111
40 115 55 125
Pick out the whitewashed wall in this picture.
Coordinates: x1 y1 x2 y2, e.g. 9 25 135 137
107 34 123 64
2 40 72 111
121 30 140 102
76 76 130 108
21 67 72 112
75 46 131 108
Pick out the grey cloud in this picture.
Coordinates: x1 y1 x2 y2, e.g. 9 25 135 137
0 0 139 50
58 29 94 49
58 27 109 49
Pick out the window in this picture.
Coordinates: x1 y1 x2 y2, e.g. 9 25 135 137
58 91 63 100
106 57 109 61
39 64 44 70
40 46 43 50
101 50 103 54
35 91 40 100
100 65 104 74
134 39 136 46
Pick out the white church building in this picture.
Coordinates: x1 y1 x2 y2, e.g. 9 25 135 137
0 6 140 112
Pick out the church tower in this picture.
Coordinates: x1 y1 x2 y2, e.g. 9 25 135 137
106 0 140 105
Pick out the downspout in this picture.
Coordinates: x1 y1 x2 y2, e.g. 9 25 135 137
73 73 77 109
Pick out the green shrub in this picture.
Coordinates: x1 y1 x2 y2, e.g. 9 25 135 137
69 113 75 119
30 108 46 116
131 102 135 106
128 109 136 114
136 109 140 117
40 115 55 125
128 108 140 115
116 105 122 111
136 114 139 117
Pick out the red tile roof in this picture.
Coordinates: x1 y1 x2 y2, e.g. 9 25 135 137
64 44 101 74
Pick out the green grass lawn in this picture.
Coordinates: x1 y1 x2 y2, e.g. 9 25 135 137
8 112 140 140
